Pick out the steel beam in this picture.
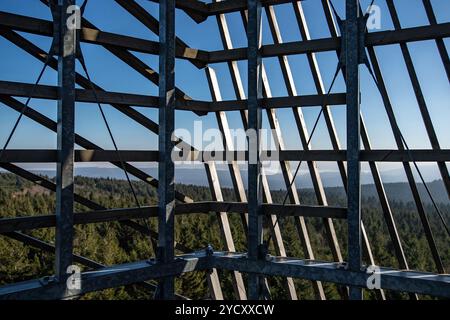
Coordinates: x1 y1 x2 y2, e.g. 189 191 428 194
211 253 450 299
0 95 191 204
263 4 346 299
0 0 448 302
345 0 363 300
2 11 449 63
365 39 434 281
248 13 330 300
247 0 264 300
214 1 299 299
2 232 168 296
156 0 176 300
2 147 450 165
54 0 76 295
148 0 297 16
1 13 221 299
0 253 209 300
0 80 346 112
0 162 192 254
0 11 208 63
0 202 347 234
321 0 410 300
114 0 206 67
203 160 247 299
422 0 450 82
386 1 447 273
207 22 450 63
2 251 450 300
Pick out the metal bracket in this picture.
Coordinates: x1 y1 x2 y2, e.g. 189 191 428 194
49 0 82 59
330 4 376 78
338 17 370 69
39 275 56 286
204 245 214 275
205 244 214 257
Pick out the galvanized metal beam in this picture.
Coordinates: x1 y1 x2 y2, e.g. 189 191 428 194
207 22 450 63
203 160 247 299
215 1 301 299
263 3 345 299
0 162 192 254
0 80 346 112
2 11 449 63
321 0 410 300
2 251 450 300
247 0 264 300
0 202 348 234
386 1 447 274
112 0 225 300
345 0 363 300
0 0 448 302
422 0 450 82
3 148 450 164
1 14 219 300
54 0 76 296
0 11 208 63
2 232 168 296
147 0 298 17
211 253 450 298
156 0 176 300
0 253 209 300
114 0 206 67
0 95 190 204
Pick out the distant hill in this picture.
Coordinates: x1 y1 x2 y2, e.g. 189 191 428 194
16 167 448 205
328 180 449 205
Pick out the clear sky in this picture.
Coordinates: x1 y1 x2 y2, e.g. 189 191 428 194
0 0 449 182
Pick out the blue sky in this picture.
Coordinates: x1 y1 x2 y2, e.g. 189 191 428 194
0 0 449 183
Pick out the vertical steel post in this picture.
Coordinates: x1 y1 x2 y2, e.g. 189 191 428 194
157 0 175 300
345 0 362 300
247 0 263 300
55 0 76 290
212 3 297 298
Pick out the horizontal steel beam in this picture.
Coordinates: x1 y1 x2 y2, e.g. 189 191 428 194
211 253 450 298
207 22 450 63
0 81 346 112
0 11 209 63
207 0 297 15
0 253 209 300
0 163 193 253
0 202 347 234
1 11 448 64
148 1 304 17
279 149 450 162
0 96 193 204
3 232 175 297
0 149 159 163
0 80 159 108
1 149 449 163
1 251 449 299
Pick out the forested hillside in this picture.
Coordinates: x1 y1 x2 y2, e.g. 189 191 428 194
0 173 448 300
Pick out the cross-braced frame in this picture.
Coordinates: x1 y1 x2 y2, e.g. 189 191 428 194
0 0 449 300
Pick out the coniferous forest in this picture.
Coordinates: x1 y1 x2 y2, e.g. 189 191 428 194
0 173 448 300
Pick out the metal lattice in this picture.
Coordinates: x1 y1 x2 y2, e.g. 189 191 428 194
0 0 449 300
